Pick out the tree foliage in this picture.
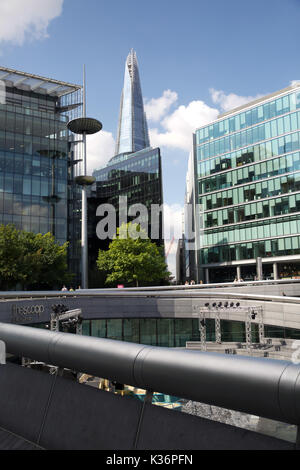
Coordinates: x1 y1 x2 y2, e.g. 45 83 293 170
97 223 170 287
0 225 72 290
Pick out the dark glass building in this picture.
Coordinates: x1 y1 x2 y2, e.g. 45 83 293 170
88 147 163 285
0 66 83 282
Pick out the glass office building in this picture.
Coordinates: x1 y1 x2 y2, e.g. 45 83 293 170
0 66 82 277
193 83 300 283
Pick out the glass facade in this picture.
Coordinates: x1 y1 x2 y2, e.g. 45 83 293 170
0 88 68 243
34 316 300 348
0 67 83 279
88 147 164 286
82 317 266 345
115 50 150 155
86 318 200 347
93 147 162 211
194 85 300 282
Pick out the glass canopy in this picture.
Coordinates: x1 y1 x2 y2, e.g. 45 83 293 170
0 66 81 98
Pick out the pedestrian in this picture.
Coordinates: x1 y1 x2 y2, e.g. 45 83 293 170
61 285 68 292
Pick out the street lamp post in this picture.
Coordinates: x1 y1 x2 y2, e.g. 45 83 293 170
67 66 102 289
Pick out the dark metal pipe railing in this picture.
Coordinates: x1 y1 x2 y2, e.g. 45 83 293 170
0 322 300 425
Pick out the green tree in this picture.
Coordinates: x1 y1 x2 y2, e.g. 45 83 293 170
97 223 170 287
0 225 73 290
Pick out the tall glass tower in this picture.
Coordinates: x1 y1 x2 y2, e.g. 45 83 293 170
115 49 150 155
88 50 164 287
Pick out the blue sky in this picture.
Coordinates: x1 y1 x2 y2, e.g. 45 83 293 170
1 0 300 273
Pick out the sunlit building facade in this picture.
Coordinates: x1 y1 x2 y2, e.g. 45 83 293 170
193 83 300 283
0 66 83 280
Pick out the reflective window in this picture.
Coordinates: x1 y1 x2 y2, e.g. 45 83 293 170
196 91 298 146
0 84 69 244
201 235 300 263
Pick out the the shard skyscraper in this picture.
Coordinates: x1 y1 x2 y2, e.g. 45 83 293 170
90 50 164 287
115 49 150 155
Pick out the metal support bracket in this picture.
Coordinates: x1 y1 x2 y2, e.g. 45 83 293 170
245 306 264 353
193 305 208 351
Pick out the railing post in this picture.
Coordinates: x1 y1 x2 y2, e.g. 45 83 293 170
144 390 153 404
133 390 153 449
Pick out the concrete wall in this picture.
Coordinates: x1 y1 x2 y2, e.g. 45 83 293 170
0 290 300 331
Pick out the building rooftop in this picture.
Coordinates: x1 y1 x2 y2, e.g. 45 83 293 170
218 82 300 119
0 66 82 98
195 82 300 134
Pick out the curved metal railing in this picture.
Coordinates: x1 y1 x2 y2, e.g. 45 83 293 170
0 322 300 426
0 278 300 305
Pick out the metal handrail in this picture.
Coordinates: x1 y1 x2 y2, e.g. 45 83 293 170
1 277 300 298
0 288 300 306
0 322 300 426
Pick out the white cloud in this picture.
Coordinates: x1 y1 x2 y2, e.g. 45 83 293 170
87 131 115 175
148 88 270 154
144 90 178 122
149 99 219 151
0 0 64 46
210 88 264 113
290 80 300 87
